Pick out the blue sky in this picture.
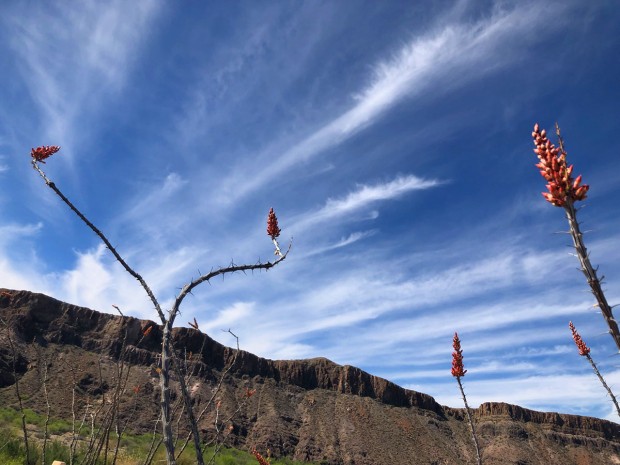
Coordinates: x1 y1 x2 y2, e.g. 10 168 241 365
1 0 620 422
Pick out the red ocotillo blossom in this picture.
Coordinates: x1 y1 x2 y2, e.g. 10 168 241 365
31 145 60 163
569 321 620 418
569 321 591 356
251 449 270 465
531 123 588 207
266 207 281 239
451 332 467 378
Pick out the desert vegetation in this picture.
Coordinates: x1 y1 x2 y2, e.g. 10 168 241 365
2 147 290 464
0 406 314 465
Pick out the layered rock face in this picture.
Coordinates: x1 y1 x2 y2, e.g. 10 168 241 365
1 289 619 464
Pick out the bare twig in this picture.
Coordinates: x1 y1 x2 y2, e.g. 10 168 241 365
41 355 51 465
0 316 32 465
585 353 620 418
142 414 164 465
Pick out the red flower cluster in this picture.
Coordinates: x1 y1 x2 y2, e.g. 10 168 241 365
451 332 467 378
31 145 60 163
251 449 270 465
244 387 257 398
266 207 281 239
532 124 588 207
569 321 591 356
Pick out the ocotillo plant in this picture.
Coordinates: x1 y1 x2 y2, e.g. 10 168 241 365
569 322 620 418
30 146 290 465
451 332 482 465
531 124 620 352
252 448 271 465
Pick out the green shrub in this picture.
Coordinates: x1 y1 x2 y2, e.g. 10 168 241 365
0 407 319 465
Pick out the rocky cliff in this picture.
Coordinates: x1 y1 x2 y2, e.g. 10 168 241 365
1 289 619 464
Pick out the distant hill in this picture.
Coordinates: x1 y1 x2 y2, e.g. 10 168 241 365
1 289 619 465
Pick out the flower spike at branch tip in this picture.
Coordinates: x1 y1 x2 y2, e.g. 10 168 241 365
569 321 590 356
252 448 270 465
568 321 620 418
31 145 60 164
451 332 482 464
531 123 588 207
267 207 283 257
451 332 467 378
30 146 61 187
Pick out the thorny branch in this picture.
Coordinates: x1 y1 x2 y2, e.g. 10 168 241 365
31 151 290 465
31 160 165 324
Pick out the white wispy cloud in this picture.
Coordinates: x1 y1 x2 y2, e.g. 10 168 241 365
0 222 43 244
291 175 439 234
213 2 565 204
200 301 255 333
390 361 539 381
300 230 378 258
114 172 189 241
424 370 620 416
212 239 593 364
5 0 161 156
60 245 114 308
320 175 439 218
0 258 43 291
0 154 8 173
0 233 201 323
